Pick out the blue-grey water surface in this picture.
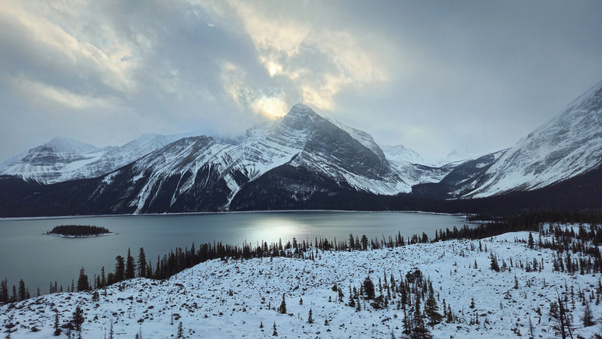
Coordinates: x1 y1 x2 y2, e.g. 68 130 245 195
0 211 473 295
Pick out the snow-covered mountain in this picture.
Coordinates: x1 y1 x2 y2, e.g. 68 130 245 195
463 80 602 198
88 104 418 214
0 134 184 184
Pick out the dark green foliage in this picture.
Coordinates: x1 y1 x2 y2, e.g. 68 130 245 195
278 294 287 314
582 301 595 327
1 278 9 304
411 297 432 339
272 322 278 337
72 305 85 338
363 276 375 299
18 279 27 301
53 309 61 336
177 321 184 338
126 248 136 279
528 232 535 249
138 248 147 278
361 235 369 250
77 267 89 291
47 225 110 236
490 253 500 272
424 292 443 327
308 309 313 324
114 255 125 282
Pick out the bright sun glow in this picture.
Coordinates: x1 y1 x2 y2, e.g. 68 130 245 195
252 96 288 120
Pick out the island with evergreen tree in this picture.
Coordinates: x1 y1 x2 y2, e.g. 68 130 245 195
46 225 114 238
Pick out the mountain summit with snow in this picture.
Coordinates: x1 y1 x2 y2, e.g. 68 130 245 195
2 80 602 217
461 80 602 198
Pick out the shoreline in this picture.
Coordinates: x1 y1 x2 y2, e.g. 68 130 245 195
44 232 117 238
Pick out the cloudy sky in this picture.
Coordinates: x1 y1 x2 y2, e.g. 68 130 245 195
1 0 601 162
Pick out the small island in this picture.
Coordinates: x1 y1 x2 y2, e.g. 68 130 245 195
46 225 114 238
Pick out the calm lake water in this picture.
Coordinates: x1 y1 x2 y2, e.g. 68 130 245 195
0 211 473 295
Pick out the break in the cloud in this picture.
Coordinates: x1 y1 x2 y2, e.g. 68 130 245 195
0 0 601 162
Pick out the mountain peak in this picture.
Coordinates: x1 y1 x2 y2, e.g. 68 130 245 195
287 104 318 117
44 137 98 154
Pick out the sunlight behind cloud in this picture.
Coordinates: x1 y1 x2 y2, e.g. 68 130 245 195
251 95 288 120
212 0 388 112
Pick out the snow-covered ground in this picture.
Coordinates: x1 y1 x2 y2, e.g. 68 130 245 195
2 228 601 338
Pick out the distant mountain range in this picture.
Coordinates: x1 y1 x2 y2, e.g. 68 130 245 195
1 81 601 217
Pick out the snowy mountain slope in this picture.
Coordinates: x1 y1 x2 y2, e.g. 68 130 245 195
465 81 602 198
0 135 184 184
381 144 455 188
92 104 413 213
0 137 106 184
2 227 601 338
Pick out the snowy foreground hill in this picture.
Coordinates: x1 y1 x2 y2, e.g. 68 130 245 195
2 228 602 338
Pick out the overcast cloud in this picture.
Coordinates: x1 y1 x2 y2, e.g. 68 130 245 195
1 0 601 162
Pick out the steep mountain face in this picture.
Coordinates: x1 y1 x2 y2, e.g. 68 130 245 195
0 134 183 184
463 81 602 198
381 144 454 189
105 104 411 213
0 105 424 215
411 150 506 199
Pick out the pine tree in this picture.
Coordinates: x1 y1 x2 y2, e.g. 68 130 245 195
18 279 26 301
114 255 125 282
278 294 287 314
411 297 432 339
490 253 500 272
272 322 278 336
177 321 184 338
308 308 314 324
582 301 595 327
53 309 61 336
72 305 85 339
138 248 147 278
424 292 443 326
77 267 89 291
0 278 8 304
126 248 136 279
361 235 369 250
363 276 375 299
528 232 535 249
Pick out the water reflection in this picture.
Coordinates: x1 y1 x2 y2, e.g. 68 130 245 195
0 211 472 295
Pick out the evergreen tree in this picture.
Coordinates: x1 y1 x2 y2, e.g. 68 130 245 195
18 279 26 301
114 255 125 282
177 321 184 338
528 232 535 249
424 292 443 326
53 309 61 336
550 295 573 339
361 235 369 250
72 305 85 339
411 297 432 339
363 276 375 300
272 322 278 337
77 267 89 291
0 278 8 304
490 253 500 272
138 248 147 278
126 248 136 279
402 308 412 335
100 267 106 288
278 294 287 314
582 301 595 327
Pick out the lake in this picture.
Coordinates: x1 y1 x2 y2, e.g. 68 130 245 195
0 211 473 295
